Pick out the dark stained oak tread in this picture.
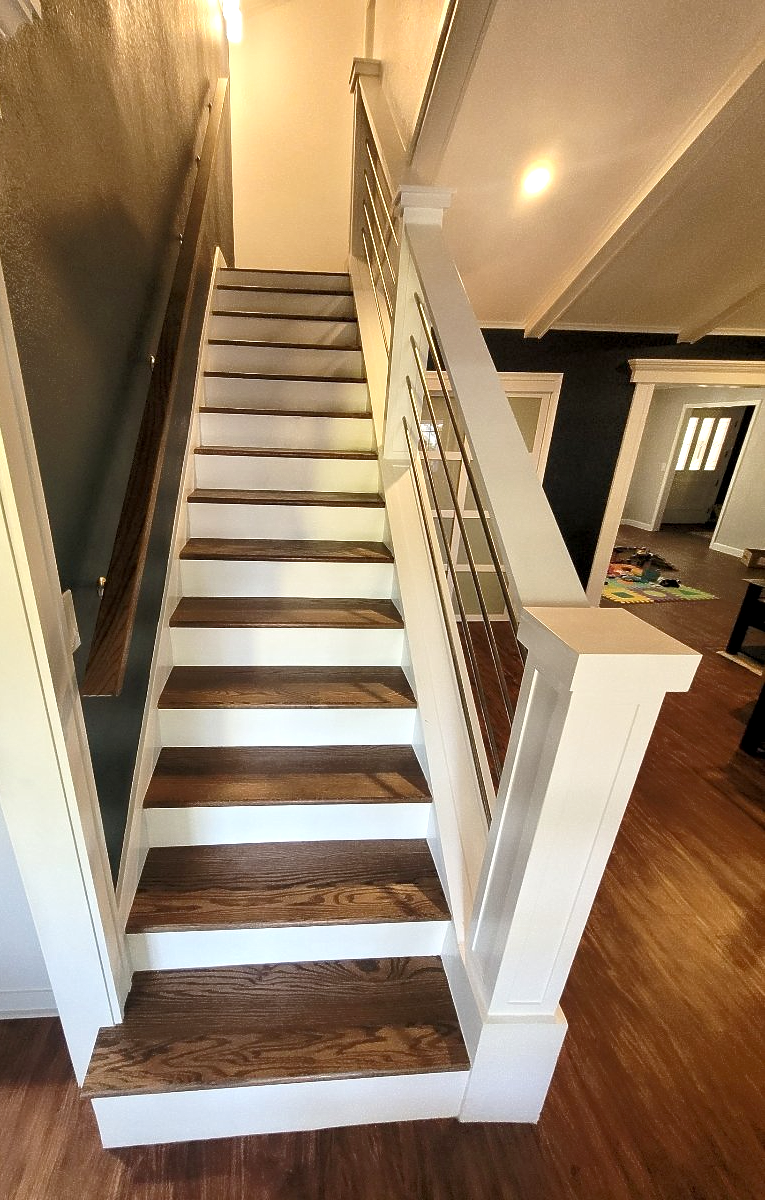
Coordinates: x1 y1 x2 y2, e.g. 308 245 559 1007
158 666 417 709
201 405 371 418
179 537 394 563
195 445 376 460
144 745 431 808
204 372 364 383
188 488 385 508
209 339 362 352
212 309 358 324
83 957 467 1097
169 597 403 629
126 841 449 932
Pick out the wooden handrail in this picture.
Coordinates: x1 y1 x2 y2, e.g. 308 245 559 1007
82 77 228 696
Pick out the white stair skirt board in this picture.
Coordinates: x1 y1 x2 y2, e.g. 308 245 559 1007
169 626 405 667
213 288 356 320
209 314 359 348
217 269 351 293
127 920 449 972
187 502 386 543
92 1069 469 1148
206 343 364 380
158 707 417 748
144 801 431 847
199 411 374 452
203 374 369 411
180 559 395 600
194 453 380 494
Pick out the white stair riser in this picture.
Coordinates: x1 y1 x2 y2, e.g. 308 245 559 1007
213 288 356 319
187 502 386 542
203 373 368 411
199 411 374 452
127 920 448 972
180 559 395 599
158 707 417 747
207 343 364 380
92 1071 468 1148
145 802 431 846
210 313 359 347
194 453 379 493
217 269 351 292
170 626 405 667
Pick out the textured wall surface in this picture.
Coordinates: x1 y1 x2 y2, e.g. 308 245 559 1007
481 330 765 583
373 0 449 148
0 0 234 872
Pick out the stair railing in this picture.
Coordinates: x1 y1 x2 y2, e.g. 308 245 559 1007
350 59 700 1119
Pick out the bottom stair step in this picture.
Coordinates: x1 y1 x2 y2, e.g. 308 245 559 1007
83 957 468 1098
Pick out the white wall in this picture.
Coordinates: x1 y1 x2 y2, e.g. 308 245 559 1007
0 807 54 1017
372 0 450 148
714 402 765 554
230 0 365 271
623 385 765 535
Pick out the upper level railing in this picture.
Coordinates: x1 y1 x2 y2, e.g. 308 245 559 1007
82 78 228 696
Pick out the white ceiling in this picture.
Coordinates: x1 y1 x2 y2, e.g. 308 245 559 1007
435 0 765 338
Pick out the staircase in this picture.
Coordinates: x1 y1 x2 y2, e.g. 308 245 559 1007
83 267 469 1147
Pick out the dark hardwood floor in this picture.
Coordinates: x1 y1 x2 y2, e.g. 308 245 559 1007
1 525 763 1198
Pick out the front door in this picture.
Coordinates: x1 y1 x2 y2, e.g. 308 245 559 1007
662 407 744 525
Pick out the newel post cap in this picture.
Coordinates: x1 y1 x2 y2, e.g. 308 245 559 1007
349 57 381 91
394 185 453 226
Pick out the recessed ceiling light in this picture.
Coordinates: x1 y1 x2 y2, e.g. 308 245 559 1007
521 162 553 197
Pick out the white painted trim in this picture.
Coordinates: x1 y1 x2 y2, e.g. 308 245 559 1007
144 801 431 847
0 988 56 1018
92 1069 469 1147
709 540 744 558
678 280 765 344
524 54 765 336
628 357 765 386
618 517 654 532
115 249 225 926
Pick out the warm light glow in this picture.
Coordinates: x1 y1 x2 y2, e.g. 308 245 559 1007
521 162 553 197
221 0 242 42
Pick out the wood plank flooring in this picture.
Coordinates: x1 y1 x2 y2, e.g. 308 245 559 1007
158 666 417 709
143 745 431 808
82 958 468 1097
126 841 449 932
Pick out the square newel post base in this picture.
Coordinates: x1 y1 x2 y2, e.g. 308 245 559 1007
459 1010 567 1123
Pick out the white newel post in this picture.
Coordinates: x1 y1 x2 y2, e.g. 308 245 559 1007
382 186 453 461
460 606 700 1121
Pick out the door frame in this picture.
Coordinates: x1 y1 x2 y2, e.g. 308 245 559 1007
587 358 765 604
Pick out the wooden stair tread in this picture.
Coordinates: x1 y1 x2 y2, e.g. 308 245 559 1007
188 488 385 508
195 445 377 460
204 372 364 383
208 338 362 352
212 309 358 324
144 745 431 808
158 666 416 709
201 405 371 418
126 841 449 932
179 537 393 563
83 958 467 1097
169 597 403 629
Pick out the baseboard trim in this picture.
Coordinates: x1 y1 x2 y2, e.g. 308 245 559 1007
710 540 744 558
0 988 57 1018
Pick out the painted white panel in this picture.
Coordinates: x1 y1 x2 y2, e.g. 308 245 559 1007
144 801 431 846
158 706 417 747
92 1069 468 1148
213 288 357 320
0 806 53 1018
209 314 360 347
170 625 404 667
199 411 375 452
187 501 386 542
228 0 365 270
194 452 379 494
203 373 369 411
218 269 353 293
714 402 765 554
206 342 365 380
180 559 395 600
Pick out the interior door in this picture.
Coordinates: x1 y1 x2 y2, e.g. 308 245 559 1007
662 407 744 524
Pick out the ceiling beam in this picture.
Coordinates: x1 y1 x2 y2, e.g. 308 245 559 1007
408 0 498 184
677 280 765 344
523 47 765 339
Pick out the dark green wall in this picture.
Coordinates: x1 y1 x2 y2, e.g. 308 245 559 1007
481 330 765 583
0 1 235 873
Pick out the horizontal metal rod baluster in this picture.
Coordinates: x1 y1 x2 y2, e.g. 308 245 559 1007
361 228 389 354
407 374 515 726
403 418 495 820
363 202 393 319
364 171 396 285
365 141 399 247
413 295 522 651
405 402 504 783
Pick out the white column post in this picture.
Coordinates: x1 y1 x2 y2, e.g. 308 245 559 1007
382 185 452 460
348 58 381 263
459 606 700 1121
